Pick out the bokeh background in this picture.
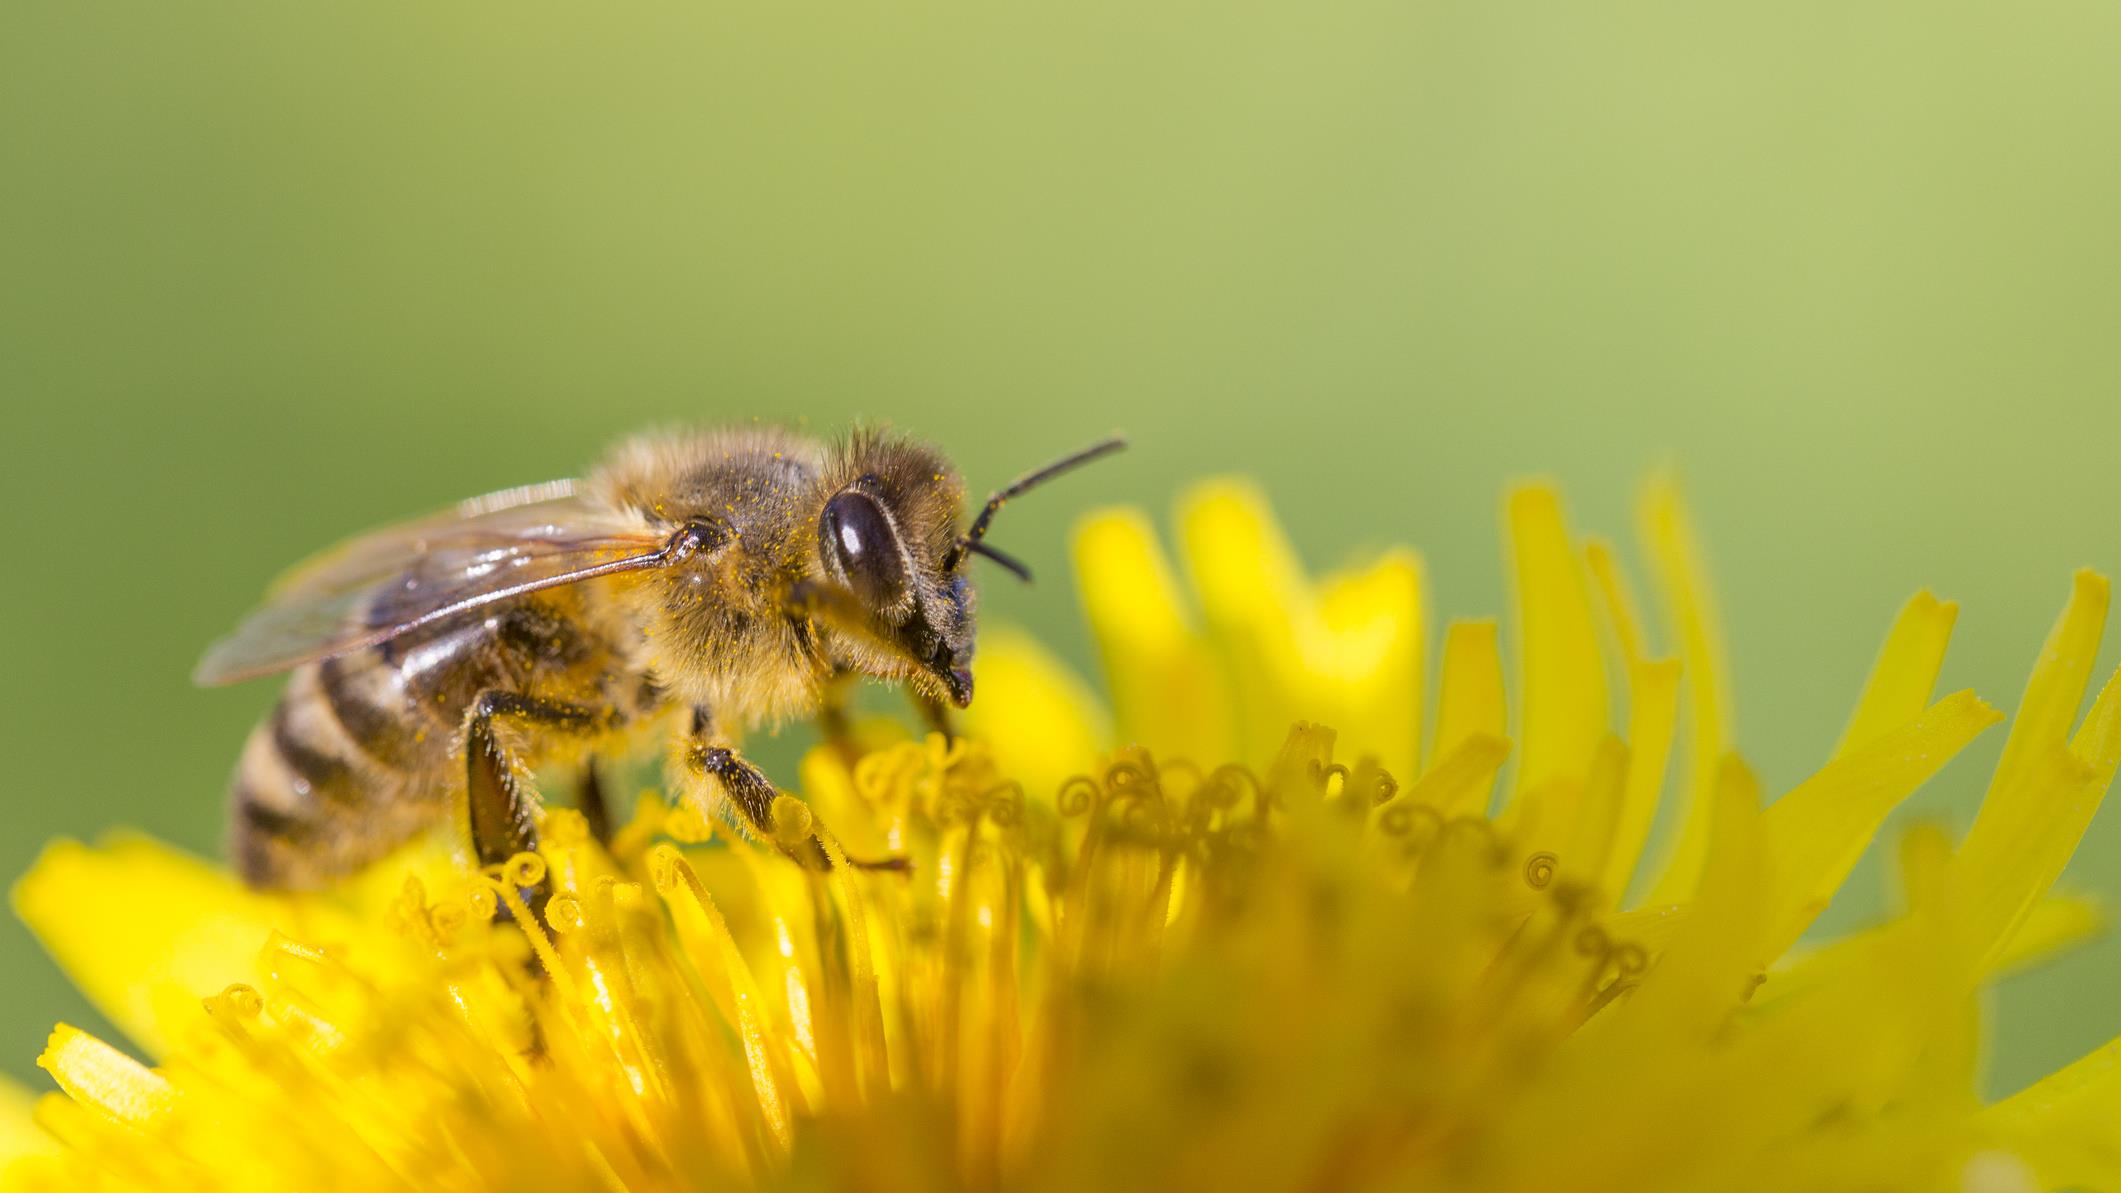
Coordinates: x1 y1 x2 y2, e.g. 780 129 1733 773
4 0 2118 1096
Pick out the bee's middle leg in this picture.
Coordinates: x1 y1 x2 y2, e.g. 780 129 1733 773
464 690 613 896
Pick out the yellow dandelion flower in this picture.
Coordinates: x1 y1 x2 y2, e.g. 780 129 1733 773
8 478 2121 1192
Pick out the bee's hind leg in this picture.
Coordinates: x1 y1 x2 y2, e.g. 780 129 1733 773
464 690 614 924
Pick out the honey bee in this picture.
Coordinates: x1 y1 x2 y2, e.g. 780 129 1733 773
197 426 1124 890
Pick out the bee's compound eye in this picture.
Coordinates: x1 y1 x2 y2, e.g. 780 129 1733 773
820 490 911 613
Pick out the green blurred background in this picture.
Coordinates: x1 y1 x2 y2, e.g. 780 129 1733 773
4 0 2118 1096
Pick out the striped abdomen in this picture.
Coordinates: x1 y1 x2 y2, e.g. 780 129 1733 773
229 595 618 888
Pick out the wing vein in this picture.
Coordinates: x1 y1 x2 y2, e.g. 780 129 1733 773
195 486 668 686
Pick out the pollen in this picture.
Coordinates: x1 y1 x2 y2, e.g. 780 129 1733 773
9 479 2121 1193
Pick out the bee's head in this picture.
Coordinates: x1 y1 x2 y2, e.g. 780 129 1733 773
814 433 974 706
815 430 1124 709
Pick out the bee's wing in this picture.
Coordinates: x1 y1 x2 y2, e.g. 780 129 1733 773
196 487 669 686
263 479 588 602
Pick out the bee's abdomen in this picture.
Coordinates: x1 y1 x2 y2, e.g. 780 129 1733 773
227 597 616 889
230 647 459 888
231 594 496 883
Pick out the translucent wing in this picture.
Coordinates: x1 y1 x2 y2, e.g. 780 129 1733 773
263 479 589 603
195 483 670 686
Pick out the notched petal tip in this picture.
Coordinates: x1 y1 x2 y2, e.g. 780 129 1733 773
35 1026 172 1126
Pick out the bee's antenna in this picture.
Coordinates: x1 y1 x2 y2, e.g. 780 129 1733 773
950 434 1127 571
965 540 1035 582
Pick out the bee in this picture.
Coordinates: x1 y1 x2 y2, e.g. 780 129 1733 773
197 426 1124 890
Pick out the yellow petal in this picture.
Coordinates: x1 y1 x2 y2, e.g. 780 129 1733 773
1605 657 1681 905
0 1077 57 1167
1583 540 1684 904
2071 661 2121 774
1953 744 2106 969
1178 481 1310 757
1981 1033 2121 1191
1559 736 1630 891
1894 819 1955 914
1951 574 2119 967
1759 689 2001 956
1763 890 2097 1007
34 1026 172 1126
1990 570 2109 798
1504 484 1608 798
1991 892 2105 979
961 626 1111 801
1431 619 1506 797
1491 757 1770 1191
653 846 796 1153
1584 538 1649 667
1400 731 1511 816
1174 482 1425 778
1836 591 1959 758
1072 508 1232 764
1638 474 1733 906
11 835 351 1058
1311 550 1426 779
1629 755 1770 1035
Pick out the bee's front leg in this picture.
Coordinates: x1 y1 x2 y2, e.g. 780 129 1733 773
911 688 957 745
683 743 830 873
816 670 865 767
681 708 910 873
